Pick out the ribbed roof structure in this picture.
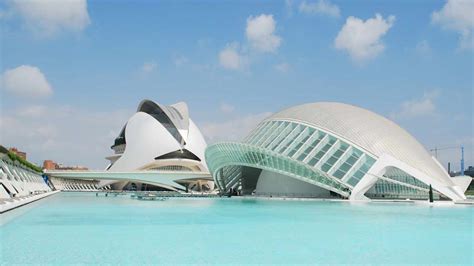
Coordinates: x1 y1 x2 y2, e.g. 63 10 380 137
268 102 451 185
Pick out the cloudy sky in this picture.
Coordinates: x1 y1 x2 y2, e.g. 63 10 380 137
0 0 472 170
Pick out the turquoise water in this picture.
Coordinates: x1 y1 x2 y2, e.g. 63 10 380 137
1 193 473 265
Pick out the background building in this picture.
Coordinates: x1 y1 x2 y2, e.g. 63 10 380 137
43 160 57 170
43 160 88 171
8 147 26 160
205 102 471 201
102 99 213 192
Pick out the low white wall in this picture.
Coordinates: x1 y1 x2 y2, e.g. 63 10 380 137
255 170 331 198
0 190 60 213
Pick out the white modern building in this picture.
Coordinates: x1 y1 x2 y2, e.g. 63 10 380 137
98 99 213 192
0 154 51 199
205 102 471 201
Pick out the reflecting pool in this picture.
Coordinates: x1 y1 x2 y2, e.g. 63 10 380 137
1 193 472 265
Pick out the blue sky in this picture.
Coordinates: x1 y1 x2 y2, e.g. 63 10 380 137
0 0 472 170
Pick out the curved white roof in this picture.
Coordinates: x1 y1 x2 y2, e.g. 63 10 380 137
108 100 208 172
137 99 190 144
267 102 451 185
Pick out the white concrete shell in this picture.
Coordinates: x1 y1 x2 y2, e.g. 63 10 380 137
270 103 446 183
102 99 210 191
108 112 182 171
206 102 467 201
269 102 466 201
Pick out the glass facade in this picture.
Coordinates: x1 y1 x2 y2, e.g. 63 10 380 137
364 167 437 199
206 120 380 197
205 142 351 197
243 120 376 188
206 119 436 199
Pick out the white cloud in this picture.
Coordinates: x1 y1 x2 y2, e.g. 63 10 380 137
246 14 282 53
219 103 235 113
17 105 48 118
1 65 53 98
219 43 245 70
201 112 272 143
141 61 157 73
391 91 439 119
432 0 474 50
7 0 90 36
218 14 281 70
274 62 290 73
299 0 340 18
0 104 133 169
334 14 395 63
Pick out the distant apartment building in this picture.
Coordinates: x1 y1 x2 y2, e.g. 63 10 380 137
8 147 27 160
43 160 88 171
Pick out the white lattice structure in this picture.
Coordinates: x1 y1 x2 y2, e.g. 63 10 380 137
0 158 50 199
206 102 470 201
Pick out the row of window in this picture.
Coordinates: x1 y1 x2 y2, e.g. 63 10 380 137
366 180 435 199
149 165 193 171
383 167 430 190
206 142 350 195
244 120 376 188
50 177 99 191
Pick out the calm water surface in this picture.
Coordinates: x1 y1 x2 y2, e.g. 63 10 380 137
1 192 473 265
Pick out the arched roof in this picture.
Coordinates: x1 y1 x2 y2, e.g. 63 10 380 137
267 102 450 184
137 99 189 145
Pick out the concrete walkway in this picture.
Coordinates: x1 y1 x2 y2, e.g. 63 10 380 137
0 190 60 214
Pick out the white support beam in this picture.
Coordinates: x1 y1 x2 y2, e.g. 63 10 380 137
327 146 353 176
303 134 329 164
282 127 309 156
265 122 293 150
275 124 301 153
315 139 340 169
291 130 317 159
342 154 366 183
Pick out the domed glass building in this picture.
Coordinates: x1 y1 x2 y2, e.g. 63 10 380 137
205 102 469 201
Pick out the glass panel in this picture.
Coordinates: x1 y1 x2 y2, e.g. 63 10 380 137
296 132 325 161
261 122 285 148
250 122 272 146
308 137 336 166
332 169 346 179
258 122 284 147
246 122 267 144
267 123 295 151
346 157 375 186
287 129 314 157
321 144 349 172
277 125 304 154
